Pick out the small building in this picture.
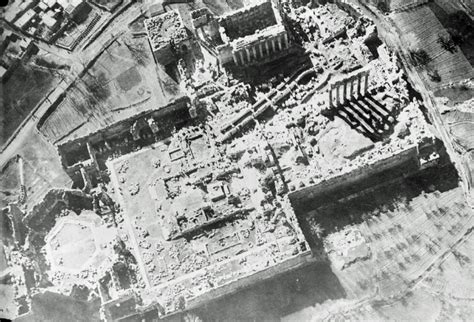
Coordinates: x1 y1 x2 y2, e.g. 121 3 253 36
38 1 49 11
14 9 36 30
42 13 59 29
44 0 58 9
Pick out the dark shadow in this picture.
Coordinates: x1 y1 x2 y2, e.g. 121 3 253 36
226 46 311 86
354 97 386 122
332 89 408 142
365 95 393 116
335 106 381 141
364 33 383 58
291 158 459 251
194 261 346 321
428 3 474 66
344 101 377 130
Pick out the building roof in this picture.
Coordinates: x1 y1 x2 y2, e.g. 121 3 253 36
43 15 58 28
38 2 49 11
14 9 36 29
44 0 57 8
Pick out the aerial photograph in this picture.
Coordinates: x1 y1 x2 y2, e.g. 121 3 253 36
0 0 473 321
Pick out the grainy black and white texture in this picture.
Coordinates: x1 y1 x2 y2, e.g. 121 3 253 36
1 0 473 321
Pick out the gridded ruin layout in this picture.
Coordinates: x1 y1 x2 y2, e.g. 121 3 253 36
1 0 474 321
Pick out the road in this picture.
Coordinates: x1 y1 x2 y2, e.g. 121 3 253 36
351 1 471 198
0 2 142 167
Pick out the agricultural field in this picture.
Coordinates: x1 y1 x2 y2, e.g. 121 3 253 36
391 5 474 89
0 157 20 209
39 34 182 145
1 64 56 146
0 126 71 212
429 1 474 65
283 164 474 321
293 162 473 298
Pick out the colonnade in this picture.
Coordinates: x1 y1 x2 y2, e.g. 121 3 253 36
328 70 370 108
232 32 289 66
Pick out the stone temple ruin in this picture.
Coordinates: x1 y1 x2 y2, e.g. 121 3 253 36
328 68 370 108
1 1 461 321
192 0 292 66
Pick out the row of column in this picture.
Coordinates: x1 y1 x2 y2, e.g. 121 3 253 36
233 32 289 66
328 71 370 108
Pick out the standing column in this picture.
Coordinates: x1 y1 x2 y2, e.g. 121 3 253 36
356 74 362 98
284 33 289 48
245 48 251 63
342 81 347 104
277 36 282 51
347 77 353 99
364 72 369 96
272 38 277 52
240 51 246 65
329 85 333 108
339 82 344 106
232 52 239 65
259 43 264 58
252 46 258 60
335 83 341 107
236 51 241 65
265 41 270 55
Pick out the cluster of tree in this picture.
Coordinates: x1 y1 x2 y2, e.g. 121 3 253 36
438 11 474 52
377 2 389 14
409 49 431 67
437 34 457 53
408 49 440 81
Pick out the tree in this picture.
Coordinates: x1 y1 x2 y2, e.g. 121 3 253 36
310 222 325 239
437 34 456 53
446 27 463 45
175 295 186 311
183 312 203 322
409 49 431 67
377 2 389 13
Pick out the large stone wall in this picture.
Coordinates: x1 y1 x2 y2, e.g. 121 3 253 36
56 97 191 179
289 145 420 205
24 189 93 235
180 249 314 316
220 0 277 41
358 0 429 12
231 26 289 66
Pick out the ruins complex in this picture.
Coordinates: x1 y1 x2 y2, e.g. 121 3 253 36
192 0 292 66
1 0 473 321
145 10 191 65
